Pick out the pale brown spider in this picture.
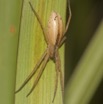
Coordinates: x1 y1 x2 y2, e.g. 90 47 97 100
15 1 71 103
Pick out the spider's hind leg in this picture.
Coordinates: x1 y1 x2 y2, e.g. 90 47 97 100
29 2 47 42
63 0 72 36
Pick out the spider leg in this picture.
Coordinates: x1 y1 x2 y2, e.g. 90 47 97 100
57 50 64 103
52 56 59 102
15 49 47 93
63 0 72 36
59 36 66 48
59 53 64 103
29 2 47 42
58 1 71 48
26 54 49 97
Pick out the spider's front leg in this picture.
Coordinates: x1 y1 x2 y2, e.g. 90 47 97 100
27 53 49 97
56 50 64 100
15 49 47 93
53 48 64 102
52 49 59 102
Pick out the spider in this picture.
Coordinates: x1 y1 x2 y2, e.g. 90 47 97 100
15 1 71 103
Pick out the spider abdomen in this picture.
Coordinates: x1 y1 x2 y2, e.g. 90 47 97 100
46 11 64 46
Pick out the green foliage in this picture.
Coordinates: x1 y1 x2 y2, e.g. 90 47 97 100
0 0 103 104
0 0 22 104
65 20 103 104
15 0 66 104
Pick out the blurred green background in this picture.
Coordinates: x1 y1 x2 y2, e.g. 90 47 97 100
65 0 103 104
0 0 103 104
